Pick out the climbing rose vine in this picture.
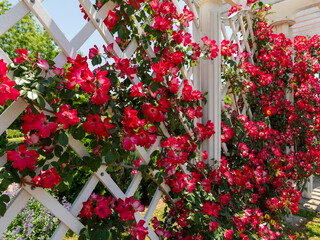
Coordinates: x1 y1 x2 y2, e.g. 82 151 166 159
0 0 319 239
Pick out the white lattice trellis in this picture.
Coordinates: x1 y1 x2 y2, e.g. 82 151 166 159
220 10 255 155
0 0 202 239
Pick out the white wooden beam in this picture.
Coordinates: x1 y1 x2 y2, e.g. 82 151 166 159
267 0 320 25
0 0 44 36
199 0 222 165
51 175 99 240
0 98 28 136
302 175 313 199
0 189 31 236
23 0 77 58
23 184 85 235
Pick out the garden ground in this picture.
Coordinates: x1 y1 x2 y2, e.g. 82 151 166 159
285 176 320 239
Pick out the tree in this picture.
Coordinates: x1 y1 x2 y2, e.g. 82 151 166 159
0 0 60 60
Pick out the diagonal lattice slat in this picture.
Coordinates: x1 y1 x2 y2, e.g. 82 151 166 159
220 10 256 155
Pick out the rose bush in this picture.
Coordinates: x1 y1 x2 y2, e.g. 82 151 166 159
1 0 320 239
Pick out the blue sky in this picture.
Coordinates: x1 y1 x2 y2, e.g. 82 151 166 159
7 0 106 58
6 0 199 64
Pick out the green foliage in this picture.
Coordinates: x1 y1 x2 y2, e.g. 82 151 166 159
0 135 8 149
6 129 24 139
1 197 60 240
0 0 60 61
296 208 317 221
285 209 320 239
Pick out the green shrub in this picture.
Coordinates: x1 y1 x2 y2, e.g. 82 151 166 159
1 186 70 240
0 135 8 149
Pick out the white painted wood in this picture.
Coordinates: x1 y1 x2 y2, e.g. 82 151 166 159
23 184 85 234
267 0 320 25
0 48 12 65
0 0 247 238
241 93 253 120
94 167 159 239
126 137 161 197
51 175 99 240
143 188 162 225
23 0 77 59
123 39 139 59
229 18 242 52
199 0 222 165
125 173 143 197
245 11 256 52
0 189 31 236
68 136 90 157
0 1 39 36
0 155 7 168
135 146 150 165
185 0 200 28
53 2 117 67
0 48 13 78
95 166 126 199
237 12 253 64
172 0 193 35
0 98 28 135
302 175 314 199
160 123 170 138
78 0 124 58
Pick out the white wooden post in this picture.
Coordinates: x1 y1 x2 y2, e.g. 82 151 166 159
199 0 222 166
302 175 314 199
271 15 313 199
272 21 295 39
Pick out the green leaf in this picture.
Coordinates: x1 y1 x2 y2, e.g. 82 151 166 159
63 180 70 186
58 132 68 147
126 5 134 16
92 55 102 66
109 75 118 85
1 194 10 203
71 126 85 140
118 27 124 39
111 114 121 122
92 104 100 114
42 164 49 171
79 233 86 240
0 201 6 216
106 231 112 240
46 152 54 160
105 151 115 164
0 178 10 192
36 95 46 108
150 82 160 93
54 145 63 157
60 151 70 163
84 155 101 172
89 230 101 240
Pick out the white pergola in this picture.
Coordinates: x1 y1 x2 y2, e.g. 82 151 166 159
0 0 318 238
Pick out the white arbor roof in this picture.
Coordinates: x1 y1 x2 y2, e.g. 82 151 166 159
221 0 320 37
